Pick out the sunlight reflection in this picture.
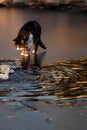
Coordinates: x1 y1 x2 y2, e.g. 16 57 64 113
0 57 87 108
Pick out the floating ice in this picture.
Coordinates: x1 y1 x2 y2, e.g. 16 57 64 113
0 64 14 80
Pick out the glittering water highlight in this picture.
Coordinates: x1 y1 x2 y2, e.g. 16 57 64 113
0 57 87 108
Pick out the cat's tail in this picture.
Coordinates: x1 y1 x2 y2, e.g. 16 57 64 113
39 40 46 50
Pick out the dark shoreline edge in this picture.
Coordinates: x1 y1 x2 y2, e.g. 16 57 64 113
0 2 87 13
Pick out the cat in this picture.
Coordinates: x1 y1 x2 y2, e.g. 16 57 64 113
13 20 46 54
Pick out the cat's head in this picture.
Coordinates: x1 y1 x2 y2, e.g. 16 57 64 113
13 37 26 50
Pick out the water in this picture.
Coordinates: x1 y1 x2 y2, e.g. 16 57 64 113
0 8 87 109
0 8 87 64
0 57 87 108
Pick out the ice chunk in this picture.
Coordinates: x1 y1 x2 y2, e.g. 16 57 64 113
0 65 14 80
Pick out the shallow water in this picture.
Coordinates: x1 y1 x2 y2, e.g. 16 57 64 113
0 8 87 64
0 8 87 109
0 57 87 109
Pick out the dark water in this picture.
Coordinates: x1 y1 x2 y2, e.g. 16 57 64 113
0 8 87 109
0 8 87 64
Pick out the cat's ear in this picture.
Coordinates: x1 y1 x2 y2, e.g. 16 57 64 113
13 39 16 44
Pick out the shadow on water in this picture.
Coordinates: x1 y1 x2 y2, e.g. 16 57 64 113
0 56 87 110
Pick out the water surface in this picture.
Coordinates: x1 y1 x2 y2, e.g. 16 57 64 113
0 8 87 109
0 57 87 108
0 8 87 64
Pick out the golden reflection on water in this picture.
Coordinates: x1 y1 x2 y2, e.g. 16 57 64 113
39 57 87 107
0 57 87 108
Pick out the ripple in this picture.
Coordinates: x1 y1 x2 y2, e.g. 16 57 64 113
0 57 87 108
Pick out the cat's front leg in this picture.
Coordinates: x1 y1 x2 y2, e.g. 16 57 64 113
21 47 29 57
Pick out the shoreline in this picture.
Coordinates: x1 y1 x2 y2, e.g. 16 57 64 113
0 2 87 13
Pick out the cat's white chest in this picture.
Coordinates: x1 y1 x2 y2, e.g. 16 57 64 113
21 33 35 56
26 33 33 48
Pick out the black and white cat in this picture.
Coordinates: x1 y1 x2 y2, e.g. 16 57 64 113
13 20 46 54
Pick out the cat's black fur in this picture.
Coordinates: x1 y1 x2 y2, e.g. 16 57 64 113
13 20 46 53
